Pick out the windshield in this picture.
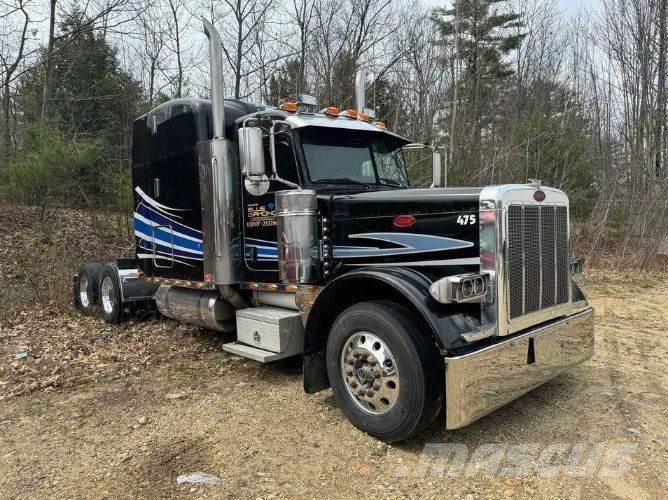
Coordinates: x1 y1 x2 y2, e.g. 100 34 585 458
298 127 409 188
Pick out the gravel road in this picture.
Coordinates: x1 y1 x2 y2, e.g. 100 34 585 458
0 270 665 499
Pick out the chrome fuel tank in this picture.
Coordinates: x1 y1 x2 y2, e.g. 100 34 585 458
154 285 234 332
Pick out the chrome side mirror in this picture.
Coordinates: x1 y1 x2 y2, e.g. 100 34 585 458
239 126 265 177
402 142 447 188
238 126 269 195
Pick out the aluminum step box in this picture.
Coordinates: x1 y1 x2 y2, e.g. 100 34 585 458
223 306 304 362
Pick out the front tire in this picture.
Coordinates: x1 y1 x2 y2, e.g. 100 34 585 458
326 301 443 443
98 264 124 324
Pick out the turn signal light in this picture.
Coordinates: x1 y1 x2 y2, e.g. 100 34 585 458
280 101 298 112
429 273 490 304
342 109 358 119
359 113 372 122
374 121 387 129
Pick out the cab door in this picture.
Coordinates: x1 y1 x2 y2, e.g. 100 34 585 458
241 134 301 281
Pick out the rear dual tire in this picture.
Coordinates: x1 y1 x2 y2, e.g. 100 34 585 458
326 301 444 443
74 263 103 315
98 263 124 324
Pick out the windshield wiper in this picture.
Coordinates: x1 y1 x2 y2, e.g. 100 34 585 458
316 178 371 189
378 177 405 187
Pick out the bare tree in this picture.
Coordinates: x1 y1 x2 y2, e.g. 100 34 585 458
0 0 31 152
166 0 188 98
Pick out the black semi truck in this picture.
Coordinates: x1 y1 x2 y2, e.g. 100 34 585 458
73 20 594 443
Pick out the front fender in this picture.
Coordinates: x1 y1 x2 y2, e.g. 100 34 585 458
302 267 483 393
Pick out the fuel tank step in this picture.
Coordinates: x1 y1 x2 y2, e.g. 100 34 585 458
222 341 293 362
224 306 304 363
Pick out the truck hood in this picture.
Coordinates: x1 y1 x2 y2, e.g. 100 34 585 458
326 187 483 276
329 187 483 218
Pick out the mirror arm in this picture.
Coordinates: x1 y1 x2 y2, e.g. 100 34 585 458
270 120 301 190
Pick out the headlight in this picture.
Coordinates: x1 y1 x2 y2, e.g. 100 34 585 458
570 257 585 277
429 273 491 304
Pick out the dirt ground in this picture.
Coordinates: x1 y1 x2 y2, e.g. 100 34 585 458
0 207 666 499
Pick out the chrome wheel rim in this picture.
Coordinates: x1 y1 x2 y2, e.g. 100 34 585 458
79 275 90 308
340 331 400 415
101 276 114 314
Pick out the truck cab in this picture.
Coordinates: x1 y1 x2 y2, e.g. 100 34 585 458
74 20 594 443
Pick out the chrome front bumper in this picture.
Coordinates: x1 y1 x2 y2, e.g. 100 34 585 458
444 307 594 430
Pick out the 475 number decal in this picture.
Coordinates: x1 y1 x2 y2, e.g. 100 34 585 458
456 214 477 225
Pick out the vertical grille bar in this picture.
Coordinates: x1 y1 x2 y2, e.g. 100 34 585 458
556 206 569 304
507 206 524 319
524 206 541 314
541 207 556 308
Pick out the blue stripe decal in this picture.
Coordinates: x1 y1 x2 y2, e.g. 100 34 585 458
334 233 473 259
245 238 277 248
136 203 202 239
134 219 203 253
136 240 203 261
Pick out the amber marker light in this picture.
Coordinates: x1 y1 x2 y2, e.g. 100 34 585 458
280 101 298 112
325 106 340 117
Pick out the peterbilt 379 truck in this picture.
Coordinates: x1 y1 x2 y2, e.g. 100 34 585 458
73 21 594 443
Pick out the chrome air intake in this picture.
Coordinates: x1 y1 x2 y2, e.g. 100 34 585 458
276 190 319 284
479 185 575 337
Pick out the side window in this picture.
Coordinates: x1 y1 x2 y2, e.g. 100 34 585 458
263 133 300 187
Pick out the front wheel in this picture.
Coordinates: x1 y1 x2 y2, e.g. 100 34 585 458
326 301 443 443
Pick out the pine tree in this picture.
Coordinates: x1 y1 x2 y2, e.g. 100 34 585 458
432 0 525 172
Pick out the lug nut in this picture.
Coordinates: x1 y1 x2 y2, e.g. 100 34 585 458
346 369 353 376
373 371 381 379
366 389 374 397
357 389 366 397
367 357 377 366
350 382 358 389
373 382 380 390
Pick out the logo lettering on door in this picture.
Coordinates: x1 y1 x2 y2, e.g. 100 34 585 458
247 202 277 228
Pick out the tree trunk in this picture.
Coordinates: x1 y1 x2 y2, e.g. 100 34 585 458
41 0 58 121
2 82 11 153
655 0 667 179
168 0 183 98
449 0 460 169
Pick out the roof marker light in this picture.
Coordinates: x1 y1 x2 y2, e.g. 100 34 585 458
324 106 340 117
280 101 297 112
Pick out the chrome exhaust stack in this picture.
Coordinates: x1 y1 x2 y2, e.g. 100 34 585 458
198 20 241 285
355 70 365 114
203 19 225 139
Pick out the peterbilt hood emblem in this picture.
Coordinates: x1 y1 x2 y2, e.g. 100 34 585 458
393 215 416 228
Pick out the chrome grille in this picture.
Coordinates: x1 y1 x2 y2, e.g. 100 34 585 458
507 204 569 320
